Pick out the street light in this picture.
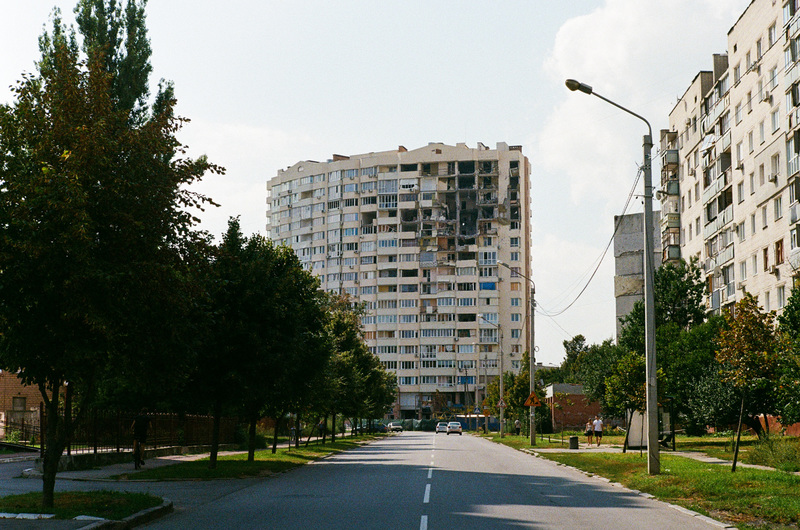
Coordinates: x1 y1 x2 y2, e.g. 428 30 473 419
479 314 505 437
565 78 659 475
498 260 537 447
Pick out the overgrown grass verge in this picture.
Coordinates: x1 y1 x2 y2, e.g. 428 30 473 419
0 491 162 520
538 452 800 528
116 434 383 481
747 437 800 473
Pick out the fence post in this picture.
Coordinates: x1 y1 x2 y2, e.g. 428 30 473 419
65 384 72 456
115 411 121 453
93 409 98 454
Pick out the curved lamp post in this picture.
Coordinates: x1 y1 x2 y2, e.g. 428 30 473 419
498 260 537 447
565 79 659 475
480 314 505 438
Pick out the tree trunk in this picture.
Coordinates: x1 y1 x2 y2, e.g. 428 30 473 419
331 412 336 442
732 393 746 473
209 398 222 469
294 415 301 449
41 385 62 510
622 409 633 454
247 416 257 462
271 416 280 454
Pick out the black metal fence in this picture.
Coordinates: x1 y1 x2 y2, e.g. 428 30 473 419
0 410 41 452
0 409 238 457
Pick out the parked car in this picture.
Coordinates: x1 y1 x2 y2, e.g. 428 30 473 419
446 421 463 435
373 423 388 433
435 421 448 434
388 421 403 432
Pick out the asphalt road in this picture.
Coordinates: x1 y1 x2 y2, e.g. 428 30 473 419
138 431 722 529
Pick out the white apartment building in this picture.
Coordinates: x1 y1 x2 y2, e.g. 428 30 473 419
661 0 799 314
267 142 531 419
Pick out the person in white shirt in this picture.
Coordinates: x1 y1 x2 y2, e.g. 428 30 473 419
592 416 603 446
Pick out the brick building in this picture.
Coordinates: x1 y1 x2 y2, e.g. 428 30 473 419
545 383 601 431
0 371 41 436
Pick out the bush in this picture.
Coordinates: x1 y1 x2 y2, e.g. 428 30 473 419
747 436 800 472
416 419 436 431
5 429 21 443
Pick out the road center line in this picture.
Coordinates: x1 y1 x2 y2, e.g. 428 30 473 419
420 515 428 530
427 467 433 479
423 483 431 503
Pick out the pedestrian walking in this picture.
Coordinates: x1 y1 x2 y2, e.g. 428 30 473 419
592 415 603 447
131 410 150 470
585 420 593 446
514 418 521 436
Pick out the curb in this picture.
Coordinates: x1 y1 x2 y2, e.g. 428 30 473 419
78 498 173 529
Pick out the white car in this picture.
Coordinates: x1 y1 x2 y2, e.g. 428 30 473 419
435 421 448 434
446 422 463 435
388 421 403 432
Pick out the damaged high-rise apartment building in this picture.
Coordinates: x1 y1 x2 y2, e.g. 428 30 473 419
267 142 531 419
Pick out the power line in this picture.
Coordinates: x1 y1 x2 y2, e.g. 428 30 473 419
538 163 644 318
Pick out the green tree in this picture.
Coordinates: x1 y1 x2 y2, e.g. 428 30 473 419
198 219 329 462
0 20 217 508
777 286 800 425
717 293 780 470
618 258 706 355
575 339 624 412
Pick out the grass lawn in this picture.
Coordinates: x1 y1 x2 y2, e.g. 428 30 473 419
537 452 800 529
0 491 162 520
116 434 384 481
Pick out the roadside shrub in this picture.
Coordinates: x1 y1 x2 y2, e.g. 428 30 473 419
747 436 800 472
417 419 436 431
5 429 21 443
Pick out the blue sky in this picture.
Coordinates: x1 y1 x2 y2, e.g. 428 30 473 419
1 1 750 365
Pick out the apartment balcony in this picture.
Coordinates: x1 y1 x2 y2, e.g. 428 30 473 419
789 155 800 179
661 212 680 229
791 201 800 224
663 244 681 262
661 149 679 172
703 205 733 240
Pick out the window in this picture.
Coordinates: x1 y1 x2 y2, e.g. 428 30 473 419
511 313 521 322
511 329 521 339
748 130 754 152
510 251 520 261
740 260 747 281
751 213 757 235
759 121 766 144
737 182 744 203
765 291 771 312
764 247 770 271
771 153 780 181
760 164 766 186
775 196 783 220
762 205 769 228
750 173 756 194
776 239 785 264
772 109 780 132
510 237 520 247
769 24 777 47
753 254 759 276
511 297 521 307
778 285 786 308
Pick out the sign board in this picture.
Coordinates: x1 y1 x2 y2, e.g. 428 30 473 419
473 406 481 414
497 399 506 408
524 391 541 407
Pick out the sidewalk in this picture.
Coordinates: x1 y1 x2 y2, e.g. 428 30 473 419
523 443 799 474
